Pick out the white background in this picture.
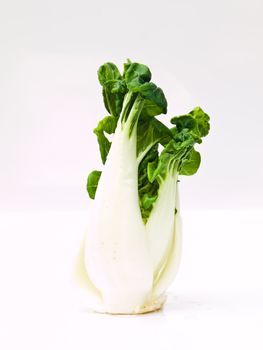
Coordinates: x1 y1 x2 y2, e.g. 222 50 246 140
0 0 263 349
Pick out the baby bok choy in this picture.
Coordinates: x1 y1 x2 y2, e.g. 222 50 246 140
75 60 210 314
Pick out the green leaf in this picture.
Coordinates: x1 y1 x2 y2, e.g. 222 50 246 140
134 83 167 117
137 116 173 159
147 150 173 183
94 116 118 164
98 62 122 85
147 107 210 183
171 106 210 138
179 148 201 175
124 62 167 117
147 133 197 183
87 170 101 199
136 115 173 221
138 145 159 223
103 79 127 117
123 58 132 77
124 62 152 90
98 63 127 117
189 107 210 137
170 115 196 132
141 193 158 209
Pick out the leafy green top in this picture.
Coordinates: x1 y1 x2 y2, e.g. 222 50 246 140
87 60 210 223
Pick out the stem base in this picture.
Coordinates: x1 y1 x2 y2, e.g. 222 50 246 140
92 294 166 315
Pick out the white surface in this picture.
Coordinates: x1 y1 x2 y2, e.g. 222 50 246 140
0 210 262 350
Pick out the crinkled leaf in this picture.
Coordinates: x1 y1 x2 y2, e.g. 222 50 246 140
189 107 210 137
124 62 152 90
170 115 196 132
124 62 167 117
147 134 196 183
171 106 210 139
135 83 167 117
148 106 210 183
87 170 101 199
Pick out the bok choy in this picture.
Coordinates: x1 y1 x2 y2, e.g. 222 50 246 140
76 60 210 314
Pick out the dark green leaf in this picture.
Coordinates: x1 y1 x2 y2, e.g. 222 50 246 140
170 115 196 132
98 63 127 117
124 62 167 117
94 116 118 164
124 62 151 90
138 145 159 223
135 83 167 117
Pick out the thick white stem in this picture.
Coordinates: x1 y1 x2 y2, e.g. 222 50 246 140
152 181 182 297
73 233 103 310
146 173 178 276
84 114 153 314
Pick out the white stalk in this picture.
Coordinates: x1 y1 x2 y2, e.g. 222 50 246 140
84 96 153 314
146 173 178 277
74 233 103 309
152 180 182 297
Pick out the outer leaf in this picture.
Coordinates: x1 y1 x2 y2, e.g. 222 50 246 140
189 107 210 137
87 170 102 199
149 106 210 184
179 148 201 175
124 62 167 117
98 62 122 85
171 106 210 138
94 116 118 164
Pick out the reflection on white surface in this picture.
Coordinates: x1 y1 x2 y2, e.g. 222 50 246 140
0 210 262 349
